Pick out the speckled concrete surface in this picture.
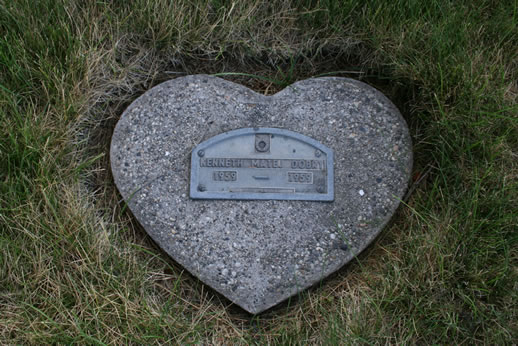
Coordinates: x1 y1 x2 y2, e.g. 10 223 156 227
110 75 412 314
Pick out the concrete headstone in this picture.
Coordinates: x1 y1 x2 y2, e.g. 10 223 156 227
110 75 412 313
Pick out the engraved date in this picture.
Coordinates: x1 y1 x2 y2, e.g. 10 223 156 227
287 172 313 184
213 171 237 181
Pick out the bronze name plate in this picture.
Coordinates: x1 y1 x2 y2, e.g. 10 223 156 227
190 128 334 201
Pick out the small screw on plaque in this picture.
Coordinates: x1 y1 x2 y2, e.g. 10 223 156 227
315 150 322 157
317 186 325 193
197 150 205 157
198 184 206 192
255 134 270 152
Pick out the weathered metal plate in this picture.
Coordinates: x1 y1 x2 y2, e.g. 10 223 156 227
190 128 334 201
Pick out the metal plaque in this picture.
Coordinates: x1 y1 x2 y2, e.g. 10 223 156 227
190 128 334 201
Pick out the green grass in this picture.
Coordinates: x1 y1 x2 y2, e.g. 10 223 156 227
1 0 516 344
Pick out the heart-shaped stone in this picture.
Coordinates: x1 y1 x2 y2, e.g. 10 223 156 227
110 75 412 313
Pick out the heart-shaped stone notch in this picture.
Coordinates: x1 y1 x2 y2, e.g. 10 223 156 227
110 75 412 314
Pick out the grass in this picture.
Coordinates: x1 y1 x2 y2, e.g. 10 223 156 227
1 0 517 344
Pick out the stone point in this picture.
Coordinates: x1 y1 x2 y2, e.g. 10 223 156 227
110 75 412 313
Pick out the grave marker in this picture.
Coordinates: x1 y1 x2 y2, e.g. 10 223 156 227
110 75 412 313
